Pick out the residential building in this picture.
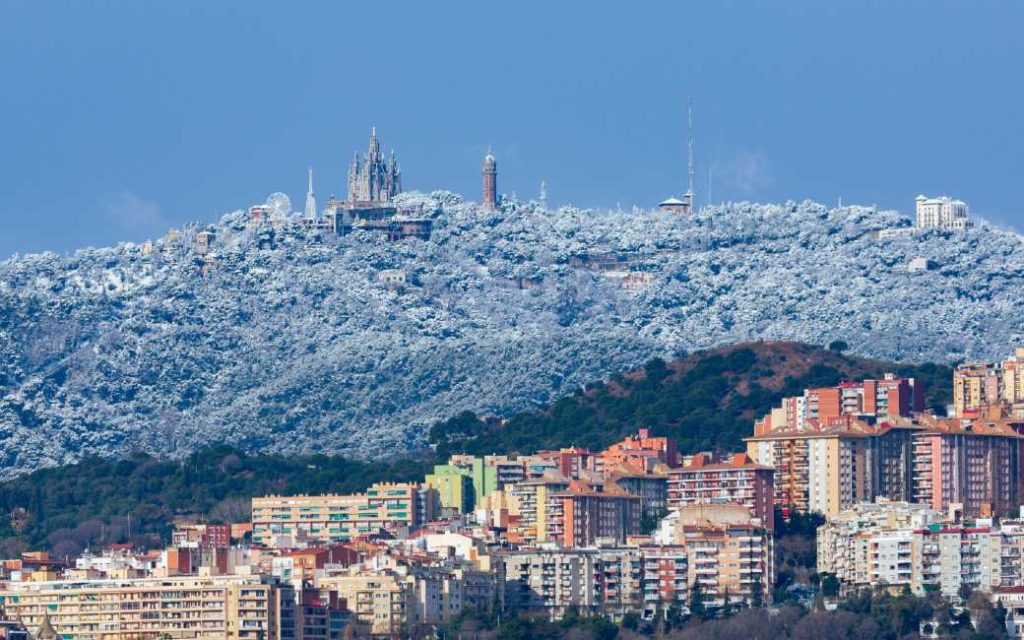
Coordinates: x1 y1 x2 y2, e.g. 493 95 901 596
533 447 598 480
819 503 1024 599
816 500 944 590
445 454 529 504
607 467 669 518
654 505 774 609
954 348 1024 418
911 418 1022 518
746 419 917 516
509 476 570 545
501 547 643 619
602 429 680 472
991 587 1024 638
547 489 643 547
0 613 29 640
424 464 475 514
666 453 775 531
638 545 689 619
172 523 232 547
754 374 924 434
270 545 362 584
251 483 438 546
323 571 408 637
296 591 347 640
0 574 293 640
322 563 497 637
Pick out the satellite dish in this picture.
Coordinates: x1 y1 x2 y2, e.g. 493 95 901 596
266 193 292 220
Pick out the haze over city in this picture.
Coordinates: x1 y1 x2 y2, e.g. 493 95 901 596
1 1 1022 258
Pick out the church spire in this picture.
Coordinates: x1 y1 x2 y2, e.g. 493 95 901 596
348 127 402 203
368 126 380 158
304 167 317 218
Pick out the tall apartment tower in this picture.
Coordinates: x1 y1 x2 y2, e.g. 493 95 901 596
482 149 497 210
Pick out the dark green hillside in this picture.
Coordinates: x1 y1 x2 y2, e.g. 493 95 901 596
0 342 952 555
430 341 952 457
0 447 431 556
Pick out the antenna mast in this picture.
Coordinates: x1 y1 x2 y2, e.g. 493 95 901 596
687 98 694 199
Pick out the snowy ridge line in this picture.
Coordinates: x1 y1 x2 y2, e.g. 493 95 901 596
0 191 1022 478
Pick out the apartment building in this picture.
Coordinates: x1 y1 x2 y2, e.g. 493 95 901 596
501 547 643 619
424 465 475 513
548 490 643 547
819 503 1024 599
755 374 924 434
323 572 407 637
637 545 688 619
0 574 292 640
296 592 347 640
251 483 439 546
607 468 669 518
171 523 232 548
954 348 1024 418
509 476 570 545
601 429 680 471
990 587 1024 638
322 564 497 637
817 500 943 589
654 505 774 608
666 453 775 531
746 420 917 516
534 447 598 480
911 419 1022 517
446 454 529 504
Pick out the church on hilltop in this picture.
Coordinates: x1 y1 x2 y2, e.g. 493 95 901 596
246 128 432 246
347 127 402 205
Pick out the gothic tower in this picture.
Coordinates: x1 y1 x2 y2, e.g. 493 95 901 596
482 149 497 210
347 127 402 204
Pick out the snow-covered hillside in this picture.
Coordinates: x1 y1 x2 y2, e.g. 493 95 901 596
1 193 1021 478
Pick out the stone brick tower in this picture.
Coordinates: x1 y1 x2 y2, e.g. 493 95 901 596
482 149 497 210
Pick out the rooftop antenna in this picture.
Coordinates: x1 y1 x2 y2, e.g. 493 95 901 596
707 167 713 209
687 98 694 203
539 180 547 210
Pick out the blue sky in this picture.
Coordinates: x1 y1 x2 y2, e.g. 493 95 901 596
1 1 1021 258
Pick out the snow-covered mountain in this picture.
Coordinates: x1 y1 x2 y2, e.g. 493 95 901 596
1 192 1021 478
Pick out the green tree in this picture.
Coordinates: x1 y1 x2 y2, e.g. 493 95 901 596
750 575 765 608
689 581 706 620
820 573 840 598
621 612 639 631
828 340 849 353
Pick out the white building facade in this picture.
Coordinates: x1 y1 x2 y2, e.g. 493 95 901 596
915 195 972 230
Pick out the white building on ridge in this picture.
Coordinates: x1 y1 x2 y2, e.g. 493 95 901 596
915 195 972 230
